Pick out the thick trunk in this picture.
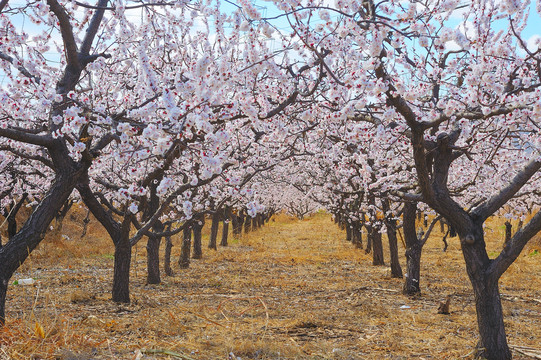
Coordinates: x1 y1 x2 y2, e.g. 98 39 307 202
112 217 132 303
179 225 191 269
472 279 511 360
209 210 220 250
460 226 510 360
371 227 385 266
0 170 81 324
164 234 174 276
146 234 161 284
192 221 203 259
403 202 421 295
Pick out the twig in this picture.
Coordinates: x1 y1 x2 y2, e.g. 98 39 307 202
510 344 541 359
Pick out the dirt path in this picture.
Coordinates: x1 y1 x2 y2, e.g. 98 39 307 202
2 213 541 359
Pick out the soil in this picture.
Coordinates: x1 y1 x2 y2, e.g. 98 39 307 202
1 212 541 359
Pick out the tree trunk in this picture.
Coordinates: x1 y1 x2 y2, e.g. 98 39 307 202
179 225 191 269
365 230 372 254
352 222 363 249
386 219 403 278
0 170 82 324
231 211 240 236
472 278 511 360
146 233 162 284
221 207 231 247
403 202 421 295
460 225 511 360
209 210 220 250
192 219 203 259
164 233 174 276
252 215 259 230
244 213 252 233
371 226 385 266
345 222 352 241
112 216 132 303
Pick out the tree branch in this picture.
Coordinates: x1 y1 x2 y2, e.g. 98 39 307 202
472 158 541 222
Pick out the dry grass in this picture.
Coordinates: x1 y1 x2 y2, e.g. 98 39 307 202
2 211 541 359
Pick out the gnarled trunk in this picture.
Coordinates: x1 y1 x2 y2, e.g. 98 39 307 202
472 278 510 360
0 170 82 324
461 227 510 360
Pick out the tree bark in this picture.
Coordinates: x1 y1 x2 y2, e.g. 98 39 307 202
365 230 372 254
244 212 252 233
386 221 403 278
403 202 421 295
221 206 231 247
472 278 511 360
345 222 352 241
209 210 220 250
164 231 174 276
179 225 191 269
112 215 132 303
192 217 203 259
231 211 240 236
461 226 511 360
252 215 259 230
352 222 363 249
370 226 385 266
0 169 83 324
146 233 162 284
